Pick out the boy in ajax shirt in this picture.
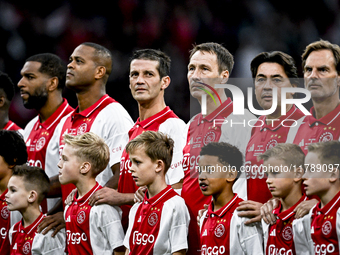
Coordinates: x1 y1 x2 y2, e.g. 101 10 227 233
124 131 190 255
58 132 125 255
293 141 340 255
7 165 65 255
259 143 307 255
198 142 263 255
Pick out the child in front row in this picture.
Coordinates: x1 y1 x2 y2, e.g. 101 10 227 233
258 143 306 255
7 165 65 255
58 132 125 255
198 142 263 254
293 141 340 255
0 130 27 255
124 131 190 255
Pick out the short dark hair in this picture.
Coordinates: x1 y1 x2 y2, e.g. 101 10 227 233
130 49 171 78
26 53 66 90
12 165 50 204
125 131 174 173
0 71 15 101
189 42 234 74
200 142 243 180
302 39 340 74
0 130 27 166
250 51 299 87
80 42 113 81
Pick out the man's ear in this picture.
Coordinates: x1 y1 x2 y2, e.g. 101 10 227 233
155 160 165 174
0 96 5 108
28 190 38 203
80 162 91 175
47 77 59 92
160 76 170 90
220 70 229 83
94 66 106 80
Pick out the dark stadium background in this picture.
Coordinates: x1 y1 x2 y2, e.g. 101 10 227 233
0 0 339 127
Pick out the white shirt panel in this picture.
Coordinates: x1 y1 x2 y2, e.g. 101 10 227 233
89 103 133 186
89 204 125 254
158 118 186 185
31 229 66 255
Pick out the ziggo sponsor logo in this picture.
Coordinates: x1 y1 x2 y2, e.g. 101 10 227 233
66 230 87 245
201 245 225 255
1 227 7 239
315 243 335 255
132 231 155 245
268 245 293 255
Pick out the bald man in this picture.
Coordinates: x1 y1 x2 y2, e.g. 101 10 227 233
38 42 133 237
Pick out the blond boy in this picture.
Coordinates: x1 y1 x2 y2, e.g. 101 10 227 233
58 132 124 255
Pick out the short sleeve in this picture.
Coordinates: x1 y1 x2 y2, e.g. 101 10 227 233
167 197 190 253
90 204 125 252
123 203 140 250
31 229 66 255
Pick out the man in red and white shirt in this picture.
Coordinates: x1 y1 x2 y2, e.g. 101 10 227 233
286 40 340 152
245 51 305 204
88 49 186 231
182 42 254 254
52 42 133 204
293 141 340 255
0 71 22 134
17 53 74 213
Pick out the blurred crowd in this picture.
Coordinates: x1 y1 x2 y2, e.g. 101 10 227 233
0 0 339 127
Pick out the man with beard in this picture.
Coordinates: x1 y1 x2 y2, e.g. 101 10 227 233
18 53 74 214
286 40 340 152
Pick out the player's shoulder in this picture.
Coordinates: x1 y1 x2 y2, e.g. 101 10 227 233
23 115 39 138
164 194 188 212
91 204 122 220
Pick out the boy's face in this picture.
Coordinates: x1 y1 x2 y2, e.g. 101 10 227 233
303 151 336 196
58 144 82 185
129 148 159 187
198 155 234 197
264 157 297 198
5 176 29 211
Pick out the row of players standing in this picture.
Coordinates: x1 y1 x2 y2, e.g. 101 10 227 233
1 39 340 254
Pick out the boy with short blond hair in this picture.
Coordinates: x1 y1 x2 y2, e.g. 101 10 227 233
58 132 125 255
293 141 340 255
198 142 263 255
7 165 65 255
258 143 306 255
124 131 190 255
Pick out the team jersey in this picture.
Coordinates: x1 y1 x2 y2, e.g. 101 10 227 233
262 195 307 255
55 94 133 205
118 106 186 230
182 98 254 255
293 190 340 255
200 194 263 255
124 186 190 255
23 99 73 213
245 106 304 204
286 104 340 154
64 182 124 255
9 213 65 255
3 121 23 134
0 190 21 255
